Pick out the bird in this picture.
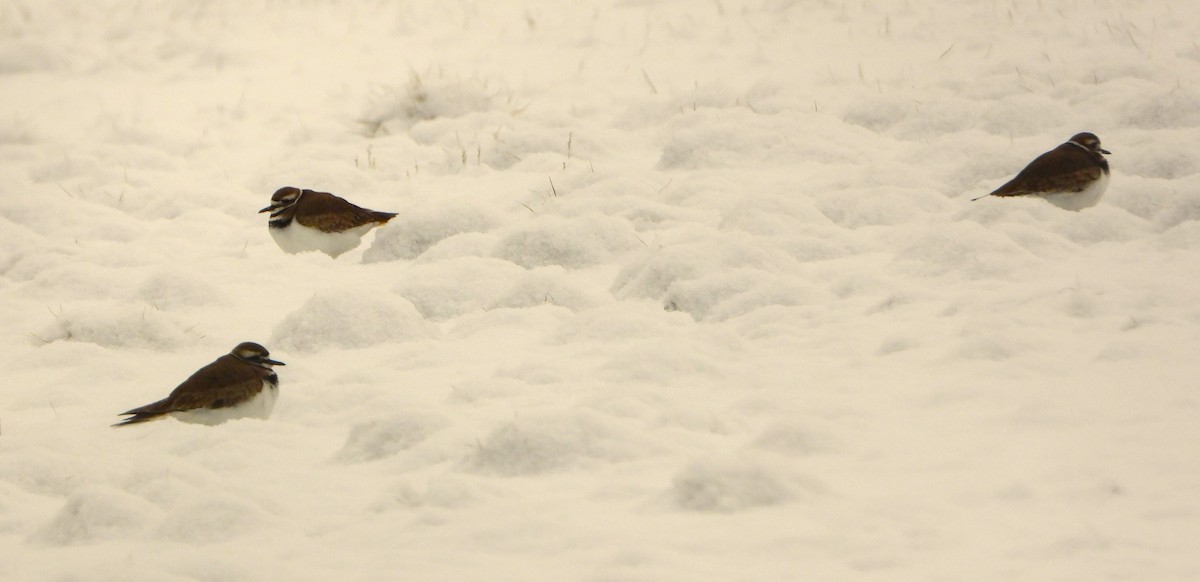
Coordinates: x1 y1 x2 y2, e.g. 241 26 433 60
259 187 398 258
113 342 285 427
972 132 1111 211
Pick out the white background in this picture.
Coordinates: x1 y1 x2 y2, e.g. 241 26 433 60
2 1 1199 579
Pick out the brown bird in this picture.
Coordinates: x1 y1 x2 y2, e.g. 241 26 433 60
259 187 397 257
972 132 1111 211
114 342 284 427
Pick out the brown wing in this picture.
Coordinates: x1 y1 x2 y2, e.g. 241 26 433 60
294 190 397 232
990 146 1102 197
114 355 267 426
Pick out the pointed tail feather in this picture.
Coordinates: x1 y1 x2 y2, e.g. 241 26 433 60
112 412 168 427
113 399 171 427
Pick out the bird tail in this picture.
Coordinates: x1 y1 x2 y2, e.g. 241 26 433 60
112 399 170 427
112 413 166 427
969 193 991 202
373 211 398 224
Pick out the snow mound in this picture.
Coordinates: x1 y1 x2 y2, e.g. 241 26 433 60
670 458 794 513
656 110 867 169
0 115 38 146
270 288 438 353
657 110 799 169
1051 206 1151 245
413 232 499 262
1153 189 1200 230
0 451 86 497
0 39 69 74
1119 86 1200 129
155 495 267 543
596 342 724 384
981 93 1074 137
120 464 209 507
360 69 507 135
1118 137 1200 180
719 195 832 235
893 222 1033 279
371 475 484 511
465 414 634 476
363 203 501 263
14 255 136 298
611 232 805 318
0 484 21 533
842 93 916 133
394 257 524 320
493 214 640 269
30 486 158 545
32 305 198 350
658 269 832 322
661 269 765 320
396 259 602 319
814 187 950 228
336 413 449 463
751 422 839 456
488 266 605 311
137 269 225 310
613 233 796 299
1159 220 1200 250
548 304 691 345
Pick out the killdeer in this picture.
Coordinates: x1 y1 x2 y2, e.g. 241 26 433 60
259 187 398 257
972 132 1111 211
113 342 284 427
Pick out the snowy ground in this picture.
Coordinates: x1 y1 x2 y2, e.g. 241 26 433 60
3 0 1200 579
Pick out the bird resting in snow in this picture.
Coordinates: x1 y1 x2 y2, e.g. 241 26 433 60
260 186 398 257
114 342 284 427
972 132 1111 211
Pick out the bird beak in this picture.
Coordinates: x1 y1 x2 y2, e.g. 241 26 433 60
265 358 286 366
1099 148 1112 155
258 204 277 214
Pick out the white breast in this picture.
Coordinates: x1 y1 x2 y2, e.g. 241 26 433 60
269 222 377 258
171 381 279 426
1041 171 1109 211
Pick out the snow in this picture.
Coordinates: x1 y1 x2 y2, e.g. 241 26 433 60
3 0 1200 579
